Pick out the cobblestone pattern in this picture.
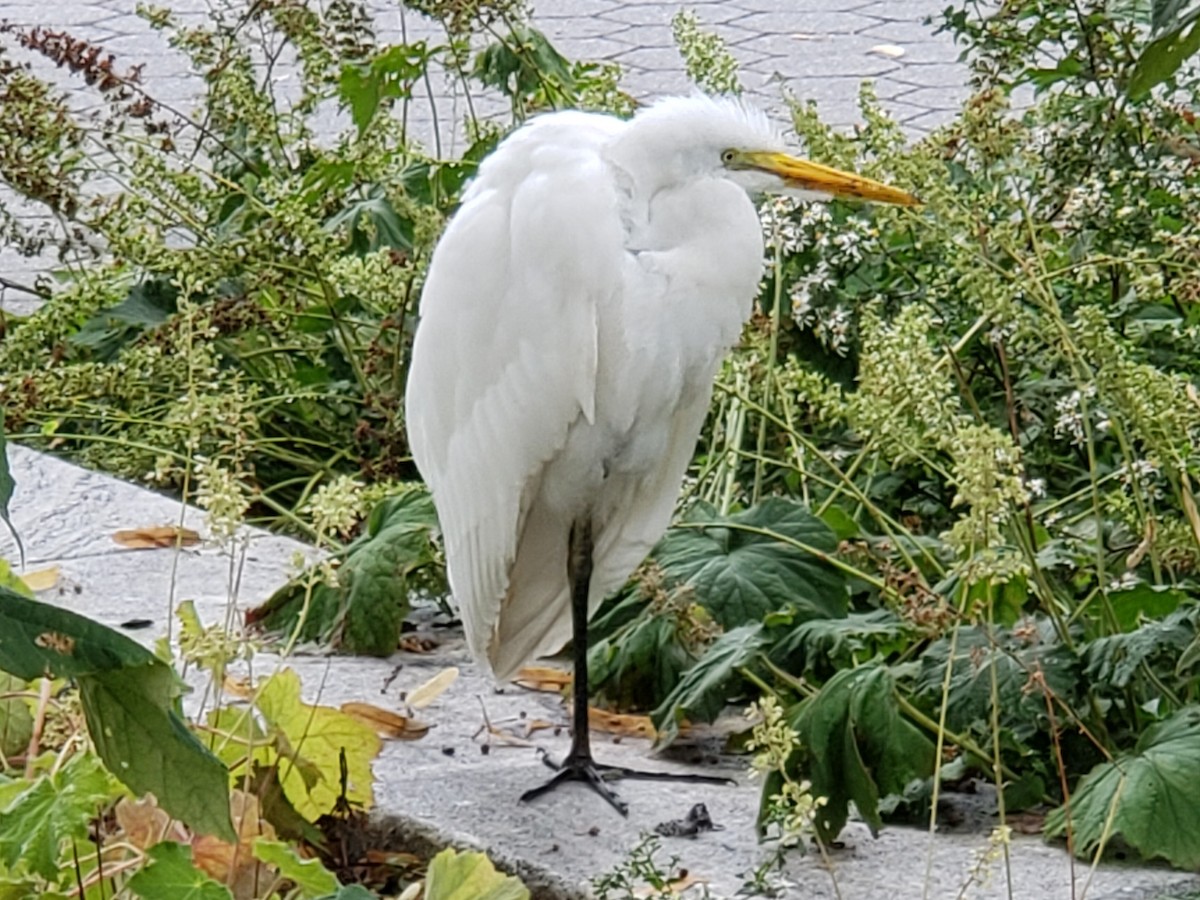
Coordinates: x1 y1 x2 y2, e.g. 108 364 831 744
0 0 966 314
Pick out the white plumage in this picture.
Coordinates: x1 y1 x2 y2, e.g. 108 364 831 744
405 95 916 683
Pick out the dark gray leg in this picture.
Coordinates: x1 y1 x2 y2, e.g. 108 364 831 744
519 521 735 817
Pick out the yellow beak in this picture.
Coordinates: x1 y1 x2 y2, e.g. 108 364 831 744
741 150 921 207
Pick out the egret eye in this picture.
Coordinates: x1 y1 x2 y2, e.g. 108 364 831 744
721 149 738 166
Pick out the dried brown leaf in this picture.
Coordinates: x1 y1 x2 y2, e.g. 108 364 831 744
588 707 656 739
114 796 187 850
222 675 253 699
398 634 439 653
364 849 423 868
191 790 276 899
113 525 202 549
514 666 571 692
341 701 430 740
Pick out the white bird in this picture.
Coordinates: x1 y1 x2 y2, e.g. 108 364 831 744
405 94 917 813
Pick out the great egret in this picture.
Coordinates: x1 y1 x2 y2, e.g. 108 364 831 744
405 94 917 814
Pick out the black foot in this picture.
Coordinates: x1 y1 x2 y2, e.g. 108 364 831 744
519 749 736 817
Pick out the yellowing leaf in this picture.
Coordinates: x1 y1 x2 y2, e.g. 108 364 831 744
113 525 201 549
422 847 530 900
406 667 458 709
255 669 381 820
18 566 59 592
191 790 276 895
634 871 708 897
513 666 571 692
252 838 339 897
340 701 430 740
589 708 657 739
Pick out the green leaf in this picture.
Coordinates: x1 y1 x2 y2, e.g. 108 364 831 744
587 609 698 712
473 26 574 100
651 624 764 745
918 620 1079 741
255 669 381 820
316 887 376 900
1025 56 1084 91
325 191 414 255
250 490 442 655
1083 606 1196 690
0 588 234 840
0 753 115 879
771 609 910 678
794 663 935 842
127 841 234 900
422 848 530 900
253 838 339 897
0 585 167 680
1152 0 1195 32
653 499 847 629
0 414 21 565
0 562 32 599
79 668 234 841
338 44 426 135
70 279 178 362
1129 11 1200 97
1045 707 1200 868
0 672 33 757
1107 584 1188 632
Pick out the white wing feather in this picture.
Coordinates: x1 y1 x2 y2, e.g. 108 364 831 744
408 99 767 681
405 112 628 673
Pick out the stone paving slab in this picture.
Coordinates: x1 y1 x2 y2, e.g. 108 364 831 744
3 444 1200 900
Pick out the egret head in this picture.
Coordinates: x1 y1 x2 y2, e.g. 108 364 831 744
610 94 919 207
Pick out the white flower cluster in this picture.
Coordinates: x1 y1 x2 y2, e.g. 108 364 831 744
1053 384 1109 446
759 195 803 254
1118 457 1165 500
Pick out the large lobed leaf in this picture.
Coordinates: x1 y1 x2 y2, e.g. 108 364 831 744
1044 706 1200 868
653 498 848 629
249 490 443 655
255 669 381 820
770 608 911 679
1083 604 1198 691
651 624 765 745
126 841 233 900
0 587 234 840
792 663 935 842
0 753 115 880
917 620 1080 742
422 847 530 900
